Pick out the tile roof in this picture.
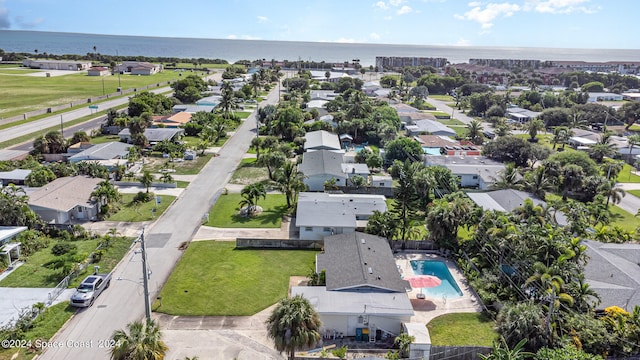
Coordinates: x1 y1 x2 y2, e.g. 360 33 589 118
28 176 102 212
316 232 410 292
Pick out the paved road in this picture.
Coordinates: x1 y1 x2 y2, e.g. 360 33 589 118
0 87 172 145
39 82 281 359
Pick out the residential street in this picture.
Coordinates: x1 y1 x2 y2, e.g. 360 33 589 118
39 82 282 359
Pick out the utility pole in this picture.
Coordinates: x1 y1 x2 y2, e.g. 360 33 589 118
60 115 64 136
140 228 151 322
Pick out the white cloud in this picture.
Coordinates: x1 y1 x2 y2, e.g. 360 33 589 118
389 0 405 6
334 37 357 43
524 0 598 14
397 5 412 14
455 2 520 29
455 38 471 46
468 1 482 6
374 1 389 10
257 16 268 23
370 32 381 40
227 35 237 39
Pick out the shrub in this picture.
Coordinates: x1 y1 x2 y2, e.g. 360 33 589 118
51 242 77 256
133 191 154 203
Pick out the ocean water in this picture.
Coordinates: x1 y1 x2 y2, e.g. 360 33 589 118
2 30 640 66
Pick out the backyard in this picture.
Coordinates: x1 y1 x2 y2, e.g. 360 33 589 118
427 312 497 346
205 193 287 228
142 154 212 175
153 241 317 315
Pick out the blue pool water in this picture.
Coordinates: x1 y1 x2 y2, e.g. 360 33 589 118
410 260 463 298
353 145 366 152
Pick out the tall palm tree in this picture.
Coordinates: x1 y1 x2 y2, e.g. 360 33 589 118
522 166 555 200
491 163 522 190
266 295 322 360
91 180 121 206
239 183 266 216
274 161 306 208
110 319 168 360
526 119 544 142
138 171 154 194
598 180 625 208
465 120 484 145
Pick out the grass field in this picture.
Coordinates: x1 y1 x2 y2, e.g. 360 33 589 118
618 164 640 183
143 154 212 175
427 312 497 346
107 194 176 222
429 95 455 102
0 70 182 118
609 205 640 232
0 237 133 288
229 157 269 185
153 241 317 316
206 193 287 228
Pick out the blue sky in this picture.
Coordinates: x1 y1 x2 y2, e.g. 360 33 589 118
1 0 638 49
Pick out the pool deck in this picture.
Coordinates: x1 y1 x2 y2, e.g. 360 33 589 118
394 252 483 324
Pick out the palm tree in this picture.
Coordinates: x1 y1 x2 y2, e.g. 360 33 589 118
258 151 286 180
598 179 625 208
522 166 555 200
110 319 168 360
465 120 484 145
274 161 306 208
526 119 544 142
394 333 415 358
266 295 322 360
491 163 522 190
479 337 533 360
251 137 265 160
627 134 640 158
589 142 615 163
91 180 121 206
239 183 266 216
217 82 238 119
551 126 571 150
138 170 154 193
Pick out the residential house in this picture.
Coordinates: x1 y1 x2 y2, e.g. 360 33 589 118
28 176 103 224
568 128 601 149
87 67 110 76
310 70 349 83
370 175 393 188
195 95 220 107
172 104 216 114
466 189 567 226
426 156 505 190
118 128 184 144
292 232 413 338
0 226 27 269
341 163 370 185
298 150 346 191
505 106 541 123
296 193 387 241
0 169 32 186
405 120 456 137
583 240 640 311
68 142 132 164
309 90 339 101
22 59 92 71
415 135 462 156
588 92 623 103
151 112 192 128
398 112 437 126
114 61 162 75
304 130 342 152
362 81 381 96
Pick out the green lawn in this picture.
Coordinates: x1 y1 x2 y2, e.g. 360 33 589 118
0 71 182 119
206 194 287 228
107 194 176 222
0 237 132 288
0 302 76 360
627 190 640 198
436 118 465 126
153 241 317 316
176 180 189 188
429 95 455 102
90 134 121 144
617 164 640 183
143 154 212 175
609 205 640 232
229 157 269 185
427 312 497 346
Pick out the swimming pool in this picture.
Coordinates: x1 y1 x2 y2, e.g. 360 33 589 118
353 145 366 152
410 260 463 298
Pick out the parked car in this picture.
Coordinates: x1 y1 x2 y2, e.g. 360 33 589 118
70 272 112 307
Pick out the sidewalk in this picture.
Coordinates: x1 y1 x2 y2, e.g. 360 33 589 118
193 217 296 241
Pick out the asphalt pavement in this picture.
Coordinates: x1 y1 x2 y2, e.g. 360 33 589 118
39 78 283 359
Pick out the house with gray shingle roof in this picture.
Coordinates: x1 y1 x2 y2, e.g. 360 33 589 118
298 150 348 191
0 169 32 186
405 120 456 137
466 189 568 226
28 176 102 224
292 232 413 338
118 128 184 145
583 240 640 311
296 192 387 241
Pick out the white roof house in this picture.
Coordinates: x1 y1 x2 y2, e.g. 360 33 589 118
68 142 132 163
426 156 505 190
296 192 387 240
405 120 456 137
